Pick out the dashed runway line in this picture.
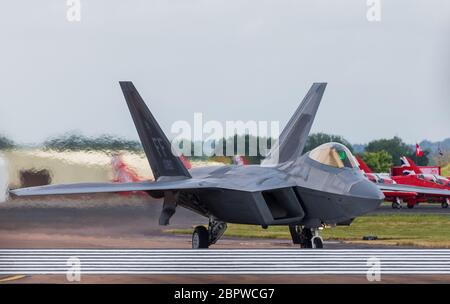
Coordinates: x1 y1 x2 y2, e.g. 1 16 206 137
2 249 450 275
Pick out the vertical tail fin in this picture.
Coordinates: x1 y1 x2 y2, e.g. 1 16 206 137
401 156 422 174
120 81 191 180
355 155 373 173
263 83 327 165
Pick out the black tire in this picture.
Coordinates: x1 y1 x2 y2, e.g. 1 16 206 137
300 229 313 248
312 237 323 249
289 225 302 244
442 202 449 209
407 204 414 209
392 202 400 209
192 226 209 249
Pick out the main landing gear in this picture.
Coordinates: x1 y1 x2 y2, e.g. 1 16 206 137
192 218 227 249
442 198 449 209
289 225 323 249
392 198 403 209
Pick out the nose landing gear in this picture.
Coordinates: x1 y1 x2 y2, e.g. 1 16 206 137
192 218 227 249
289 225 323 249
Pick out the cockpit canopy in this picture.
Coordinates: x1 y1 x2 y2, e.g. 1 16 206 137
308 142 357 169
435 176 450 187
418 174 450 186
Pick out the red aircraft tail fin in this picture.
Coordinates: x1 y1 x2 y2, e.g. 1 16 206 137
180 154 192 170
232 155 249 166
355 155 373 173
111 154 143 183
400 156 422 174
111 154 147 196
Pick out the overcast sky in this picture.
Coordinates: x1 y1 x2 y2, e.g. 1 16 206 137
0 0 449 145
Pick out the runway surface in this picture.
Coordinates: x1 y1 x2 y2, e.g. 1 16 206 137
1 194 450 282
373 203 450 214
2 249 450 275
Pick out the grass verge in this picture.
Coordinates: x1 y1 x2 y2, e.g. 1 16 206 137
165 214 450 248
442 164 449 177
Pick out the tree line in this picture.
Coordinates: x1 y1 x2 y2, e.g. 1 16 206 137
306 134 431 172
0 135 14 150
0 132 444 171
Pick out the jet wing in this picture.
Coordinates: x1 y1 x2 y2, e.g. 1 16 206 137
377 183 450 197
10 176 297 197
9 179 213 197
382 190 417 198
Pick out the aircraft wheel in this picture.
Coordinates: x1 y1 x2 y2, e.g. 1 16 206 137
442 201 449 209
289 225 302 244
312 236 323 249
407 204 414 209
392 202 401 209
299 228 313 248
192 226 209 249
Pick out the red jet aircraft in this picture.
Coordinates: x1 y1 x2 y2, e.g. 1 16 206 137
355 156 417 209
355 156 450 209
111 153 193 196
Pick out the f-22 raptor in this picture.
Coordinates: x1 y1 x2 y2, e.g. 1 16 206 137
11 82 384 249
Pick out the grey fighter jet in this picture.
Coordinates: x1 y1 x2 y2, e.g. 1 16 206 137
10 82 384 249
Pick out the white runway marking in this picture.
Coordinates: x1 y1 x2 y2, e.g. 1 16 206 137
2 249 450 275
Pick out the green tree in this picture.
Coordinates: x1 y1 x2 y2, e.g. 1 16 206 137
361 151 393 172
303 133 353 154
0 135 14 150
173 135 274 164
432 152 450 169
214 134 274 164
409 150 430 166
365 136 429 166
43 133 142 152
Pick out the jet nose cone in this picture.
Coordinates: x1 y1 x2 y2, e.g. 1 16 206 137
350 180 385 200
